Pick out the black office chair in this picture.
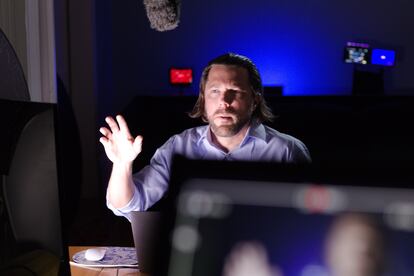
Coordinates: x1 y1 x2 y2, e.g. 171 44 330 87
0 94 82 276
0 108 62 276
0 27 62 275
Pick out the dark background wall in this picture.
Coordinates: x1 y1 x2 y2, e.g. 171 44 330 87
100 0 414 114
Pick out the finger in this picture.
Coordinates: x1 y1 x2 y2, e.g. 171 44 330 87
105 116 120 133
133 135 143 153
116 115 132 137
99 127 112 139
99 136 109 145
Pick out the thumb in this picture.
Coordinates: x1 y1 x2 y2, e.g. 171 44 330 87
133 135 143 154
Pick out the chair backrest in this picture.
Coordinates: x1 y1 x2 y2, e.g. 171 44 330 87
0 28 30 101
2 109 63 256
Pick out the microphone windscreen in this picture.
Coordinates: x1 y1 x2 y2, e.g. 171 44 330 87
143 0 180 32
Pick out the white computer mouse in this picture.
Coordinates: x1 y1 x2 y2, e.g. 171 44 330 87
84 247 107 261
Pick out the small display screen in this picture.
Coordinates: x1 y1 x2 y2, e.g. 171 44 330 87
371 49 396 67
170 68 193 85
344 46 370 65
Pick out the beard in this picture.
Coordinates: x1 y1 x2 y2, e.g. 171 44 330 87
207 108 252 137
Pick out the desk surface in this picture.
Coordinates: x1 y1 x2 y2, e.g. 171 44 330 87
69 246 149 276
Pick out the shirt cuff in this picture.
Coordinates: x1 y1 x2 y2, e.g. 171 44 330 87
106 185 142 222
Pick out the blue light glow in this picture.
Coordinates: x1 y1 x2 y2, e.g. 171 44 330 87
108 0 411 97
371 49 396 66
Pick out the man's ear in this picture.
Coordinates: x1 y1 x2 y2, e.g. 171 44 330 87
253 93 261 109
250 101 258 114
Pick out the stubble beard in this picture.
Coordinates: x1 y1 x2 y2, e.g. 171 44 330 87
208 109 251 138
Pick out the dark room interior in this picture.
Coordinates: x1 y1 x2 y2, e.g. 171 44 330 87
1 0 414 275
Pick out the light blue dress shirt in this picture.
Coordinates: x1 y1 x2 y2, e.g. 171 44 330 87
107 122 311 220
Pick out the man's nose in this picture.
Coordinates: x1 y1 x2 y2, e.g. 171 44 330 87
220 90 235 105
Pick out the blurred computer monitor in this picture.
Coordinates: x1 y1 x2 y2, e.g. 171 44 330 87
158 155 414 276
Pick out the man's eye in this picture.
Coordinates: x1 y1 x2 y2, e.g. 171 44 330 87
230 88 243 93
231 90 244 96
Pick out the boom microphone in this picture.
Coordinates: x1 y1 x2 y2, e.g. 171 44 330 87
143 0 181 32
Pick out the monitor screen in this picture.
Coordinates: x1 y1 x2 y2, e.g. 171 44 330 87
170 68 193 85
161 157 414 276
344 46 370 65
371 48 396 67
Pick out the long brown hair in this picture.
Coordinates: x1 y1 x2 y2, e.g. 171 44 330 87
189 53 275 123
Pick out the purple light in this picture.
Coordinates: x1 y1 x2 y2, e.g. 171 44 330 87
346 41 370 48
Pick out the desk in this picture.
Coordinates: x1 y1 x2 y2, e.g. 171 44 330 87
69 246 149 276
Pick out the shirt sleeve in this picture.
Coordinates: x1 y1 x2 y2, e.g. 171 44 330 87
106 184 140 222
106 136 176 220
288 138 312 164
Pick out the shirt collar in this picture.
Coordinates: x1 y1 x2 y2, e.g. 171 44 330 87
247 120 267 142
197 125 210 146
240 120 268 146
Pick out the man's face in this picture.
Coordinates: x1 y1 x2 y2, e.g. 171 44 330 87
204 64 256 137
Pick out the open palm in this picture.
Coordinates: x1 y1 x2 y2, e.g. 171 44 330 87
99 115 143 164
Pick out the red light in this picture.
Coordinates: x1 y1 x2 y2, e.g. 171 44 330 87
170 68 192 85
303 185 331 213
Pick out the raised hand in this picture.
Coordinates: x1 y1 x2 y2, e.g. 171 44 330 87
99 115 143 165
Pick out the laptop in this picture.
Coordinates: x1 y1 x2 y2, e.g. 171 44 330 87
153 155 414 276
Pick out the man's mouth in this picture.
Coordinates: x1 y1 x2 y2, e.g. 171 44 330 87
216 115 233 120
215 117 235 127
215 112 234 117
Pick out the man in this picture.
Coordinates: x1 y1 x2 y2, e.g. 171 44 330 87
99 53 311 220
